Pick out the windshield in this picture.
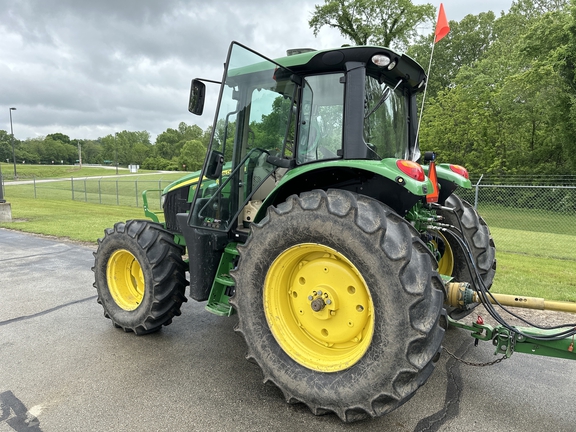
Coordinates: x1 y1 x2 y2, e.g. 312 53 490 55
212 49 296 164
190 43 296 231
363 76 409 160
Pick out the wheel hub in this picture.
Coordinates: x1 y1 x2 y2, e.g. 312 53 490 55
106 249 145 311
310 296 326 312
264 243 375 372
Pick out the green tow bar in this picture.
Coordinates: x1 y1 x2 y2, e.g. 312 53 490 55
448 317 576 360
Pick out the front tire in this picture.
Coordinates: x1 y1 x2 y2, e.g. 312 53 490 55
93 220 188 335
230 190 445 421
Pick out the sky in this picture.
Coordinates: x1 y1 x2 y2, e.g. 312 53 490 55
1 0 513 142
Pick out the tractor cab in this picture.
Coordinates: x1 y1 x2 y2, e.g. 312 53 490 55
185 42 430 239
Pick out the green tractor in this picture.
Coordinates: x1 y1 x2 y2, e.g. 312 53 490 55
93 42 498 421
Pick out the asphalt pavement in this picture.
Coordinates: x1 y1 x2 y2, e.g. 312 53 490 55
1 228 575 431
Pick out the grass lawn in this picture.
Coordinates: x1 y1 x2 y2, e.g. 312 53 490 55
492 251 576 302
0 197 146 242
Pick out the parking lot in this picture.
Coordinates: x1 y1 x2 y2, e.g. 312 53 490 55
1 228 575 431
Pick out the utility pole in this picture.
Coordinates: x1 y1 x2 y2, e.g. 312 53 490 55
77 141 82 168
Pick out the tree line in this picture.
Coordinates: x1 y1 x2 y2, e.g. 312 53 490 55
0 122 211 173
2 0 575 176
409 0 576 176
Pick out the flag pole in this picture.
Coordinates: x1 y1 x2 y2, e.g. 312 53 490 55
415 38 436 147
415 3 449 152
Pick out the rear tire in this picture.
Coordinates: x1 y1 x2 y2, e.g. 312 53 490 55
231 189 445 421
436 194 496 318
92 220 188 335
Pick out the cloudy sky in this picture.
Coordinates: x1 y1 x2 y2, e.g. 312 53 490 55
1 0 513 142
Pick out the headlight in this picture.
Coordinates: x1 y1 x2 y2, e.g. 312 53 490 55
371 54 391 67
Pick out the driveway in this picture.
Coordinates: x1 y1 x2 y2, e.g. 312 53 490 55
1 228 575 431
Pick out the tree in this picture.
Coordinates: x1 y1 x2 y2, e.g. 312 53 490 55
79 140 103 164
510 0 569 17
0 130 12 163
46 133 71 145
101 130 151 166
408 11 497 99
141 156 172 170
178 139 206 172
309 0 434 49
419 0 576 175
154 122 203 161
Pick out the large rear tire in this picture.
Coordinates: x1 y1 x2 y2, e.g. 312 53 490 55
436 194 496 318
93 220 188 335
230 190 445 421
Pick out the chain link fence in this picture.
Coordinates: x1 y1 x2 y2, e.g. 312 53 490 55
4 173 576 261
3 175 182 212
457 175 576 261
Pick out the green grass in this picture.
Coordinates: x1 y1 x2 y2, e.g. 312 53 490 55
492 251 576 302
0 197 146 242
489 227 576 261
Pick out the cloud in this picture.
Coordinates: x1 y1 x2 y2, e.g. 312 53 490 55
0 0 511 142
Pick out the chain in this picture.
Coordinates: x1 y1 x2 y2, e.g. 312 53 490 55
442 346 508 367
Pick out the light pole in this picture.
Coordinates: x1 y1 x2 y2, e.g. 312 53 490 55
9 107 17 179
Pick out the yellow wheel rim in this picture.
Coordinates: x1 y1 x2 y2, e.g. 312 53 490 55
435 231 454 276
264 243 374 372
106 249 145 311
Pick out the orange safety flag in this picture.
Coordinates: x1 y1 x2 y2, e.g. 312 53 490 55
434 3 450 43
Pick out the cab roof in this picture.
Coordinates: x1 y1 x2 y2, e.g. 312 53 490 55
274 45 427 93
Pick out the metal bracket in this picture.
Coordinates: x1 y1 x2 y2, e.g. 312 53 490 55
492 328 516 358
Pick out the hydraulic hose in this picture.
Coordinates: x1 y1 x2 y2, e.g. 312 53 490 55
429 202 576 342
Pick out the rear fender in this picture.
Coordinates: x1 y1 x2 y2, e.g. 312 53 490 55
255 159 432 222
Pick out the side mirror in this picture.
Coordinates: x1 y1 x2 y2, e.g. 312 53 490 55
189 79 206 115
205 150 224 180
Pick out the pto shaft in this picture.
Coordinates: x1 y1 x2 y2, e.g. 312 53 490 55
446 282 576 314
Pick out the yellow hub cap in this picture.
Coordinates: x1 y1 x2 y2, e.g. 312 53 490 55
434 231 454 276
107 249 145 311
264 243 374 372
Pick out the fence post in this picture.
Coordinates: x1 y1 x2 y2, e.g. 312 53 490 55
98 178 102 204
84 178 87 202
474 174 483 209
116 179 119 206
135 180 139 207
71 177 75 201
158 179 162 208
33 175 37 199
